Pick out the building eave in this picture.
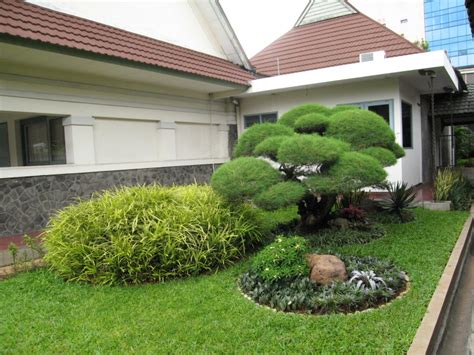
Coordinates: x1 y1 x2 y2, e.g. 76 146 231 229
237 51 459 98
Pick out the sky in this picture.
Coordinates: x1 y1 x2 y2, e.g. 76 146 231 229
27 0 425 58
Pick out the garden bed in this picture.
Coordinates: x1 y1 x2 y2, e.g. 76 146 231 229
0 209 468 353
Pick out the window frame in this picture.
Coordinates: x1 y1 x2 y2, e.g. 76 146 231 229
0 122 10 167
21 116 66 166
338 99 394 129
401 100 414 149
243 111 278 129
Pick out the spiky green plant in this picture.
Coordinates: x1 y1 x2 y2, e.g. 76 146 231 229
378 181 416 222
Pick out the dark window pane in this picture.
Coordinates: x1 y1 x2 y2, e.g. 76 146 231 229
23 118 49 165
368 104 390 125
244 115 260 128
0 122 10 167
402 102 413 148
261 113 277 123
50 118 66 163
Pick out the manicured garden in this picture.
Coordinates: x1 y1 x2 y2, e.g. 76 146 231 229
1 103 472 352
0 209 467 353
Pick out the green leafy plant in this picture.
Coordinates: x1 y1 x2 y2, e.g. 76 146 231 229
457 158 474 167
449 176 473 211
250 236 310 281
455 126 474 163
211 104 403 231
349 270 386 291
7 243 18 270
338 189 369 209
434 169 458 202
378 181 416 222
44 184 262 285
239 255 406 314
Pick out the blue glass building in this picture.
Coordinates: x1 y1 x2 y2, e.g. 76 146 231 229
425 0 474 67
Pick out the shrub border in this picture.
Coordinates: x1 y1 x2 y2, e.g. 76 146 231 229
409 205 474 354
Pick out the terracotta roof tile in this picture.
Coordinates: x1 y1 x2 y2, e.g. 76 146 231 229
0 0 255 86
251 13 423 76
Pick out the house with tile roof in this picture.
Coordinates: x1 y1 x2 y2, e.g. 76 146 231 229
0 0 461 237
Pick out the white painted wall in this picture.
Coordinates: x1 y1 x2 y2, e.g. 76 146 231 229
239 78 419 184
399 80 423 186
0 64 234 178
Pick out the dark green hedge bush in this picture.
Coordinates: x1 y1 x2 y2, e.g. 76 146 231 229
44 185 262 285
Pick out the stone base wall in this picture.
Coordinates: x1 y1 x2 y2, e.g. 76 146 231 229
0 164 216 237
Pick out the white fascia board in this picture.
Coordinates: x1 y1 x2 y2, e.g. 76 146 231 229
238 51 458 97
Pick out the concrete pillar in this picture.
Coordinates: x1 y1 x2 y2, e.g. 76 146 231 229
63 116 95 165
157 121 177 161
216 124 229 158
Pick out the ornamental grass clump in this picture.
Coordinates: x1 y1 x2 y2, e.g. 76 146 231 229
44 184 262 285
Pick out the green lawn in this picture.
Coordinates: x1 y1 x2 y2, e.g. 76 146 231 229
0 209 468 353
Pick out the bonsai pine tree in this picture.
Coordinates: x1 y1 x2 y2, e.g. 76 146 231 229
211 104 404 230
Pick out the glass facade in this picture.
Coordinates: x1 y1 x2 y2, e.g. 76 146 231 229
425 0 474 67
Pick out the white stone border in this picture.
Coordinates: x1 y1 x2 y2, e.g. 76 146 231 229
408 206 474 354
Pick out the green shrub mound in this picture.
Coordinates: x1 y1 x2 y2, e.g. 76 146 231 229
44 185 262 285
253 136 290 160
391 142 406 158
326 110 396 150
278 104 332 128
233 123 294 158
239 253 407 314
330 105 361 115
278 135 349 166
294 113 331 134
360 147 397 167
327 152 387 192
254 181 306 211
211 157 281 202
213 103 403 230
250 236 310 281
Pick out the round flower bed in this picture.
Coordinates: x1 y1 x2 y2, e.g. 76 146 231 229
238 237 408 315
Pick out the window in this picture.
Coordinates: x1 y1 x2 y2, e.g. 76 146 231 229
244 112 277 128
339 100 394 128
21 116 66 166
0 122 10 167
402 102 413 148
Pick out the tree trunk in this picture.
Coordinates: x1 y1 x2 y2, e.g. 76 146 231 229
298 193 337 231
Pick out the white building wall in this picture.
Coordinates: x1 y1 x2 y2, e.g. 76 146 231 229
239 78 413 184
399 80 424 186
0 70 234 179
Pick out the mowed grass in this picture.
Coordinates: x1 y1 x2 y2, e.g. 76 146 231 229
0 209 468 353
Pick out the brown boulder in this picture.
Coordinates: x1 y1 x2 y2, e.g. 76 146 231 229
306 254 347 285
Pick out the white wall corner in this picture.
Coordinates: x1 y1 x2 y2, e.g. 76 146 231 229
63 115 96 165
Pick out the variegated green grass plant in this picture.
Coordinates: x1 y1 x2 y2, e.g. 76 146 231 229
44 184 262 285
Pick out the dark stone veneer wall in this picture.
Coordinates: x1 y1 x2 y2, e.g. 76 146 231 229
0 164 216 237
